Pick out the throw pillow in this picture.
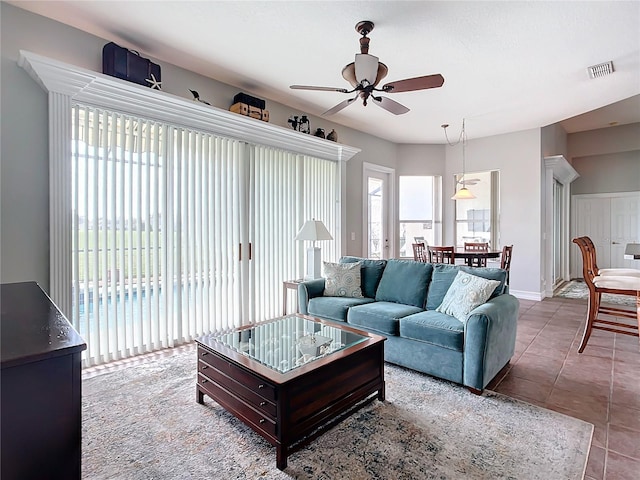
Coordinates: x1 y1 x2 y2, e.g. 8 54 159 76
436 270 501 323
323 261 364 298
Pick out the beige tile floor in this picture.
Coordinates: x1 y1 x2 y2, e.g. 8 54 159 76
489 297 640 480
83 296 639 479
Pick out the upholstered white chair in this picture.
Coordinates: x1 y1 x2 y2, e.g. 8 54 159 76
573 237 639 353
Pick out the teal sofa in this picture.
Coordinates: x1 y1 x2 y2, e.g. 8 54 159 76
297 257 519 393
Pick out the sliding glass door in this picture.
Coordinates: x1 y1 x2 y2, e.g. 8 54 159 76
70 104 338 366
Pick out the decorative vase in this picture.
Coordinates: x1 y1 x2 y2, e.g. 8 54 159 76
314 128 325 138
327 129 338 142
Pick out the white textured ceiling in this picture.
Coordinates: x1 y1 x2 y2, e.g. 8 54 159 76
9 1 640 144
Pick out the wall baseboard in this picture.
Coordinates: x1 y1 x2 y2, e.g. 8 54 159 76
509 289 544 302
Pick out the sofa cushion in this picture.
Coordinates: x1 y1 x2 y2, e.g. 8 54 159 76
400 310 465 351
436 270 501 322
426 264 507 310
374 259 433 307
340 256 387 299
323 261 364 298
348 301 423 335
308 296 375 323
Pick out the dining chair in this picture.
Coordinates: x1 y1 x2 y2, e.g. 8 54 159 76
572 236 639 353
427 246 455 264
412 243 428 262
581 236 640 277
500 245 513 285
464 242 489 267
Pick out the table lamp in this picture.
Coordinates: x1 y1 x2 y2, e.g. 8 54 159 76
295 219 333 280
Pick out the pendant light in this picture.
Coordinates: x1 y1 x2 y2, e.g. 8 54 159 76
443 119 476 200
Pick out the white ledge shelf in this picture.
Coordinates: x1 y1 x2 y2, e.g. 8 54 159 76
18 50 360 163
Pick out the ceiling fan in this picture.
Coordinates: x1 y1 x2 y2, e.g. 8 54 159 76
290 20 444 116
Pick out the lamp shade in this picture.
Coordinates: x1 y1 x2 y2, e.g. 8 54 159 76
295 220 333 242
451 187 476 200
354 53 379 85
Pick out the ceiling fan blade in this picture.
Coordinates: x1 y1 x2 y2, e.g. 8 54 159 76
354 53 379 85
458 176 481 185
322 96 358 116
371 96 410 115
290 85 348 93
383 74 445 93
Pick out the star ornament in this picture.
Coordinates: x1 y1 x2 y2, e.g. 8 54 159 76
146 74 162 90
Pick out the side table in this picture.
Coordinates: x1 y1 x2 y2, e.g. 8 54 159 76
282 279 303 315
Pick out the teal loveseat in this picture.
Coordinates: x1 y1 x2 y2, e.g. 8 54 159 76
297 257 519 393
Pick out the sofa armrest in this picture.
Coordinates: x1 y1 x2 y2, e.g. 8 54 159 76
297 278 326 314
463 294 520 391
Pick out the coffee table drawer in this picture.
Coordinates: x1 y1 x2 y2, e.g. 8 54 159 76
198 359 277 419
198 373 277 438
198 347 276 402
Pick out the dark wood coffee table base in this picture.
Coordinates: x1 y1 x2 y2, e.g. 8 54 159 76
196 318 385 470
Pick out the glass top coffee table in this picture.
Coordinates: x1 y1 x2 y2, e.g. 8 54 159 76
196 314 386 470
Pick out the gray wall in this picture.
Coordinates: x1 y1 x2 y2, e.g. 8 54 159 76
568 123 640 195
571 151 640 195
443 128 544 298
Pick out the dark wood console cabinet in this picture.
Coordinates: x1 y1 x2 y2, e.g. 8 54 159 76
1 282 87 480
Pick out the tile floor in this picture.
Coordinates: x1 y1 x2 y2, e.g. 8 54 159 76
488 296 640 480
83 296 639 479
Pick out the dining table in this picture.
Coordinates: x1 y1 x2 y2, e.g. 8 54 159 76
453 247 502 262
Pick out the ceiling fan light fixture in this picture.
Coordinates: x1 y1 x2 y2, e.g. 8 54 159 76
355 53 379 85
341 63 358 88
374 62 389 86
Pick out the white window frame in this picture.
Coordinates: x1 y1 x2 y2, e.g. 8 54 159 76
398 175 442 258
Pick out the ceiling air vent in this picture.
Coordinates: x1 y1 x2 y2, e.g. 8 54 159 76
587 61 614 79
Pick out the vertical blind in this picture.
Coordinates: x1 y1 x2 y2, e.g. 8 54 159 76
71 104 338 366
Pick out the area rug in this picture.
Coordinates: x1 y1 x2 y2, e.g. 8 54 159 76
555 279 636 306
82 348 592 480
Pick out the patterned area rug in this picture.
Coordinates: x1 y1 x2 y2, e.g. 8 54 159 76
82 349 592 479
555 279 636 306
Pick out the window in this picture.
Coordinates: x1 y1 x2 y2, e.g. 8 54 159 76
454 170 499 247
367 177 383 259
398 176 441 257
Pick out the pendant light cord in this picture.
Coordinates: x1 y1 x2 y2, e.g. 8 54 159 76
442 119 468 188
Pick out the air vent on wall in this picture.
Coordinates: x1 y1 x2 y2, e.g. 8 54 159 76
587 61 614 79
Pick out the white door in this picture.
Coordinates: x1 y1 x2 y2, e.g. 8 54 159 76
573 192 640 276
363 163 394 259
575 197 611 267
611 195 640 268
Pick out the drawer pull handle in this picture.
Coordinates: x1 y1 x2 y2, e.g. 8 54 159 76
258 384 265 389
259 419 265 424
202 379 208 384
260 401 267 406
201 352 208 356
202 365 208 370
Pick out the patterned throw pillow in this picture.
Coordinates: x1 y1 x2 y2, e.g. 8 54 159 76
436 270 501 323
323 261 364 298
